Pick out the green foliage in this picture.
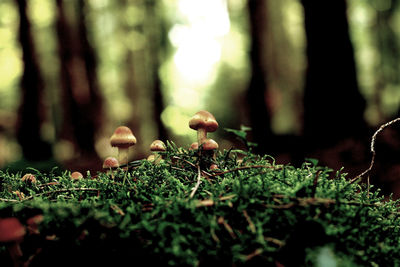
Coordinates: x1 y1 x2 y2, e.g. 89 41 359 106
0 144 400 266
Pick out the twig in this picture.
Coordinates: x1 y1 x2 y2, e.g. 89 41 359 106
171 156 213 178
311 170 321 197
22 188 100 201
350 117 400 184
0 198 19 202
242 210 256 233
208 165 282 177
189 165 202 199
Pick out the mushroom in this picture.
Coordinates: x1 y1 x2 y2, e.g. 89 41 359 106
110 126 137 166
102 156 119 178
0 217 26 266
70 171 83 180
189 110 218 145
189 142 199 151
26 214 44 235
202 138 219 154
21 173 36 184
201 138 219 169
148 140 166 163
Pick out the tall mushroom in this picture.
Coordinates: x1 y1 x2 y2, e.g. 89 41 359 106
110 126 137 166
189 110 218 145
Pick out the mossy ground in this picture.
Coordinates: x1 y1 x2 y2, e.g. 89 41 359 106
0 140 400 266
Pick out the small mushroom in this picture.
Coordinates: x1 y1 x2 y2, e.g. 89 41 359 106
202 138 219 152
26 214 44 235
201 138 219 161
70 171 83 180
102 157 119 178
189 142 199 151
110 126 137 166
189 110 218 145
148 140 166 163
0 217 26 266
21 173 36 184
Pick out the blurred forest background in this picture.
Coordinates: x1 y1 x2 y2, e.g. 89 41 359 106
1 0 400 196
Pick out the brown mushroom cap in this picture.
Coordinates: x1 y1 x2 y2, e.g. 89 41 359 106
103 157 119 169
189 142 199 150
189 110 219 132
21 173 36 183
202 138 219 150
70 171 83 180
150 140 166 152
0 218 26 242
110 126 137 148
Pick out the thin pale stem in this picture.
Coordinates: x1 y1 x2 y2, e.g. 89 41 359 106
118 147 129 168
197 128 207 145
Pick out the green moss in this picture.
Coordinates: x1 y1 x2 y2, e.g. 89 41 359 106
0 142 400 266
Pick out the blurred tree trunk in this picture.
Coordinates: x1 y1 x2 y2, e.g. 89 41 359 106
301 0 367 148
15 0 52 161
55 0 103 164
145 0 168 141
246 0 273 154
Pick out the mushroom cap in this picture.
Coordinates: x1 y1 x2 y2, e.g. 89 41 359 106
0 217 26 242
202 138 219 150
150 140 166 152
147 154 156 161
189 110 219 132
110 126 137 148
189 142 199 150
103 157 119 169
21 173 36 183
70 171 83 180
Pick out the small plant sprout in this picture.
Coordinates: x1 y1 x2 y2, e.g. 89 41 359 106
70 171 83 180
148 140 166 163
0 217 26 266
102 156 119 178
189 110 219 145
110 126 137 166
21 173 37 183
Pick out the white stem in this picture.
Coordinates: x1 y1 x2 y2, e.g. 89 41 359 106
118 147 129 167
197 128 207 146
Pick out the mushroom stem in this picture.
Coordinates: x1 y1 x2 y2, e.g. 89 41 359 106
107 168 115 179
8 242 23 267
118 147 129 167
197 128 207 145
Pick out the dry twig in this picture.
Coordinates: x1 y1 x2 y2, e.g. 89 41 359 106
350 117 400 184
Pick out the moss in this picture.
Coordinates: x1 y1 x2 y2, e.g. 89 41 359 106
0 141 399 266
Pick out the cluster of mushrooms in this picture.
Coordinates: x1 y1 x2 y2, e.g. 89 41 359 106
16 110 220 182
102 110 220 174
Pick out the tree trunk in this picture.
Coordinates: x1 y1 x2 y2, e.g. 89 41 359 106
145 0 168 141
15 0 52 161
246 0 273 154
55 0 104 171
55 0 103 161
301 0 367 148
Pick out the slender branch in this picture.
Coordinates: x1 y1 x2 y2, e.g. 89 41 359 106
208 165 282 177
22 188 100 201
0 198 19 202
350 117 400 184
189 165 202 198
